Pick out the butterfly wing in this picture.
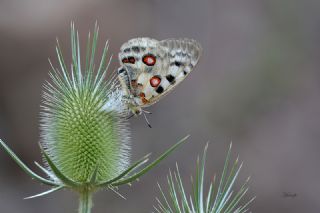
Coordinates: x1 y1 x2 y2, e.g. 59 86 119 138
117 38 202 111
144 38 202 106
117 67 131 97
118 38 165 107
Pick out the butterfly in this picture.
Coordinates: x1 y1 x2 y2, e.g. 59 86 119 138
117 38 202 126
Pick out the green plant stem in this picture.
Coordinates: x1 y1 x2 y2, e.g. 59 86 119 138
79 187 93 213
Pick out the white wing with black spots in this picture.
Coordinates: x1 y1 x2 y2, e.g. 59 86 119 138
149 39 202 99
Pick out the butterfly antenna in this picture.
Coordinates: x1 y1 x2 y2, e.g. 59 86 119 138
142 111 152 128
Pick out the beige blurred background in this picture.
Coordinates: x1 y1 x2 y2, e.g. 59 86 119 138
0 0 320 212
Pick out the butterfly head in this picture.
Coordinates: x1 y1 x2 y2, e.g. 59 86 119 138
129 105 142 116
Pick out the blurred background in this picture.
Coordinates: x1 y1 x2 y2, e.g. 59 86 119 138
0 0 320 212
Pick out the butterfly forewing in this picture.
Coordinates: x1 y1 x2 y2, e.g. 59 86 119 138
145 39 202 104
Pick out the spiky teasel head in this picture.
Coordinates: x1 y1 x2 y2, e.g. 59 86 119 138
0 22 188 213
40 23 130 187
155 143 255 213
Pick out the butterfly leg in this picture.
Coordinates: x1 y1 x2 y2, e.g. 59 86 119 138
142 109 152 115
126 114 135 120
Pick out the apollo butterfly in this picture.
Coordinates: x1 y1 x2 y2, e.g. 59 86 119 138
117 37 202 126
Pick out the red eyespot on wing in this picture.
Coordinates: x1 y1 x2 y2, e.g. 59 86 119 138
122 58 129 63
122 57 135 64
150 76 161 87
143 54 156 66
139 93 149 104
139 92 145 98
128 57 135 64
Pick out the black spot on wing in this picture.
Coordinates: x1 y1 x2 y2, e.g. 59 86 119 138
118 68 125 74
170 61 183 67
124 48 130 53
132 46 140 53
156 86 164 94
183 70 188 75
166 75 175 84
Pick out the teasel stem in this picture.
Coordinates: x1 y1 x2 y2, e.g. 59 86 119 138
79 186 93 213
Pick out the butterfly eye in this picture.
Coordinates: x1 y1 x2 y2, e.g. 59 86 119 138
150 76 161 87
142 54 156 66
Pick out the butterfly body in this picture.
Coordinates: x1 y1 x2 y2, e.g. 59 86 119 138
117 37 202 116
